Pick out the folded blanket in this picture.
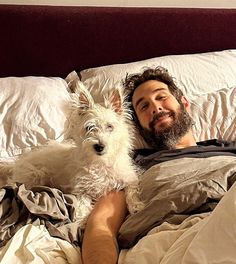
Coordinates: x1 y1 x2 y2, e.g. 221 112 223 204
0 184 82 247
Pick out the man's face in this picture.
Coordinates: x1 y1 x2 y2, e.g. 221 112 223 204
132 80 193 149
132 80 183 131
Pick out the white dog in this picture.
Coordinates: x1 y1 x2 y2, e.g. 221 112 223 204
1 82 144 227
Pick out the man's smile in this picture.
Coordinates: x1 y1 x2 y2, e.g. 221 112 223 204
150 112 173 130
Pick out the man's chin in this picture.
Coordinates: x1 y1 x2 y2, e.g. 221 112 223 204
153 121 173 133
140 105 193 149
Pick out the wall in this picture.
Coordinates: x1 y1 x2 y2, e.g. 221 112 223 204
1 0 236 8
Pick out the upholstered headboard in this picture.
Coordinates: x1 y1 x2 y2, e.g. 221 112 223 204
0 4 235 161
0 5 236 77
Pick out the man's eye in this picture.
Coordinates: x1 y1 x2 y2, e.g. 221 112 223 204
140 104 148 111
156 95 167 100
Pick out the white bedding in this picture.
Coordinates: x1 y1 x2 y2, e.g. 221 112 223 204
0 224 82 264
1 181 236 264
119 181 236 264
67 49 236 148
0 49 236 263
0 225 81 264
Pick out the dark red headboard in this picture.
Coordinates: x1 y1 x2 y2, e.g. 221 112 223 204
0 5 236 77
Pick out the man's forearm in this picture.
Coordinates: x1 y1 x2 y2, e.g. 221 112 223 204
82 228 119 264
81 191 127 264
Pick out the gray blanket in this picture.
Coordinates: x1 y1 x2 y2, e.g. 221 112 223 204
1 156 236 250
0 183 82 247
118 156 236 248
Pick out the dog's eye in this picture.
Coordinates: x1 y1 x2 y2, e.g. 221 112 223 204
106 124 114 132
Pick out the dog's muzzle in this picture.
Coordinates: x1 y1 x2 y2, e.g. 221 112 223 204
93 143 105 155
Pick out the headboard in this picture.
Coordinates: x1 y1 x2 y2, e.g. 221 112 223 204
0 5 236 77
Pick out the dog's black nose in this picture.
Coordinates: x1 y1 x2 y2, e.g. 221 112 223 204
93 143 105 154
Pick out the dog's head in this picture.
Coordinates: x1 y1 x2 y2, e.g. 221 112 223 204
67 81 134 162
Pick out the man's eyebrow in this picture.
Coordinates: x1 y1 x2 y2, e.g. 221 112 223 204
134 87 167 109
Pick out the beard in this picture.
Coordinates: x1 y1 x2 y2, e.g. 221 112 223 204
139 104 193 150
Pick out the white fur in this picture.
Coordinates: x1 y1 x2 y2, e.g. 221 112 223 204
1 82 144 228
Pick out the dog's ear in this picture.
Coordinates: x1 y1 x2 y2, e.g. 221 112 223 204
72 81 94 113
106 88 123 114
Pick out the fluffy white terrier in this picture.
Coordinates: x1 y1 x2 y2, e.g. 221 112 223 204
1 82 144 227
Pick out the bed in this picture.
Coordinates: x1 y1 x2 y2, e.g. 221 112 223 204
0 4 236 264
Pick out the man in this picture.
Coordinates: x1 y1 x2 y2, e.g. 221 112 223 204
125 66 197 150
82 66 236 263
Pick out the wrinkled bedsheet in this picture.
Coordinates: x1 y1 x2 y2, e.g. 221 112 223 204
119 179 236 263
118 156 236 248
0 184 83 248
0 224 81 264
1 155 236 263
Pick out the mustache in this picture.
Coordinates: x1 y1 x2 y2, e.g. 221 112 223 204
149 111 174 128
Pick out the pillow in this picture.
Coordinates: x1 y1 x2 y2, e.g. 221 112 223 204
191 86 236 142
66 49 236 147
129 86 236 148
76 49 236 102
0 77 71 159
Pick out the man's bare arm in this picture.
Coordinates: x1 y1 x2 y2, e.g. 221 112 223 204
82 190 127 264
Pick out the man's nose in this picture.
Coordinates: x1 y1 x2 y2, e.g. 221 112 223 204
150 102 162 115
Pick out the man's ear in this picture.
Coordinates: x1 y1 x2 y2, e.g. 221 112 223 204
181 96 190 111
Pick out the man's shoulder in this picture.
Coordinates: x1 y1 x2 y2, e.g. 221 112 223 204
134 139 236 157
197 139 236 148
133 139 236 170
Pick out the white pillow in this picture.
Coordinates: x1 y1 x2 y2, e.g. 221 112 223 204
191 86 236 142
74 49 236 103
120 86 236 149
131 86 236 149
0 77 71 159
66 49 236 147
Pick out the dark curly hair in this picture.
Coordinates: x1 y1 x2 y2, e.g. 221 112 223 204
123 67 194 149
123 66 184 128
123 66 183 105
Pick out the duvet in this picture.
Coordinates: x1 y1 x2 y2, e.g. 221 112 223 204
118 155 236 248
1 155 236 263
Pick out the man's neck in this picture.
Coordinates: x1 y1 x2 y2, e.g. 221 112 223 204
175 131 197 149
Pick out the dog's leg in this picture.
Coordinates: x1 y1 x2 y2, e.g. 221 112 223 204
75 195 94 228
125 184 145 214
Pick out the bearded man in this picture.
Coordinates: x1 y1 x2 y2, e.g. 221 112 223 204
82 66 236 264
125 66 196 150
